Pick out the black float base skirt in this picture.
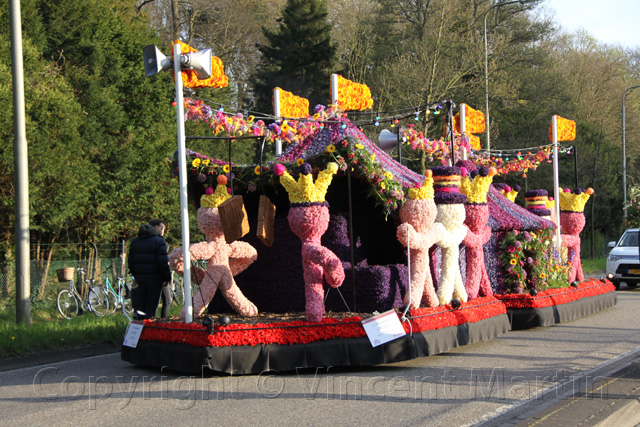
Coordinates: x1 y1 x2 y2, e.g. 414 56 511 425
506 291 618 330
121 313 510 375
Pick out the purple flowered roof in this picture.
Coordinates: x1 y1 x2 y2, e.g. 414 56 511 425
278 117 554 232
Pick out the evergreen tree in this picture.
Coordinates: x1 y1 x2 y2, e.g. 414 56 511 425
252 0 336 114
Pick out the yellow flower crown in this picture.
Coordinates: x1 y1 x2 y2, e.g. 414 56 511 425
200 176 231 208
407 170 434 200
558 187 594 212
279 162 338 204
461 167 498 204
546 198 555 210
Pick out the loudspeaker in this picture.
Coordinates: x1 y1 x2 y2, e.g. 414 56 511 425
182 48 212 80
143 45 173 77
378 129 398 152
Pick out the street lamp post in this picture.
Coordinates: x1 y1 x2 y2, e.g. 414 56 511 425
483 0 523 155
622 85 640 222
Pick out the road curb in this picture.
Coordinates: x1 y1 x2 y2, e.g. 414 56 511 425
0 343 121 372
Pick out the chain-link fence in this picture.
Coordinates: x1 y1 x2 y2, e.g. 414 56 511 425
0 243 128 302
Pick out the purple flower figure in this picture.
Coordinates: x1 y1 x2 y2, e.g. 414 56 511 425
524 231 531 242
248 182 257 192
527 257 533 264
197 173 207 183
514 241 522 248
314 105 325 113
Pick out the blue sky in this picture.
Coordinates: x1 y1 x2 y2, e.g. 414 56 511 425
542 0 640 49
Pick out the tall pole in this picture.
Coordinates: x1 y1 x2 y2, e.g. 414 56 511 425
174 43 193 323
483 1 523 155
622 85 640 223
10 0 30 324
552 115 562 251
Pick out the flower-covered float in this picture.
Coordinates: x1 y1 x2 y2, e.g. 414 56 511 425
121 100 615 374
122 105 515 374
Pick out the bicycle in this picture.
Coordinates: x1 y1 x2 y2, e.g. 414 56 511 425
168 271 185 306
100 264 134 318
56 267 110 319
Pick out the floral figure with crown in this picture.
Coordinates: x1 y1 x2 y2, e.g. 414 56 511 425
168 175 258 320
396 170 450 309
559 187 594 283
433 166 469 305
274 162 345 322
458 161 497 299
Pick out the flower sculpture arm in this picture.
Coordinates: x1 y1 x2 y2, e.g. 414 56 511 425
228 241 258 277
168 246 207 284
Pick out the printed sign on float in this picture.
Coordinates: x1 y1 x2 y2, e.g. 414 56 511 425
361 310 407 347
122 321 144 348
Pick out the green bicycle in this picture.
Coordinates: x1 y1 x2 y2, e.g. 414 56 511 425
100 264 134 318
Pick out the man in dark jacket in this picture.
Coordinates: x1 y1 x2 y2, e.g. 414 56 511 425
128 222 172 320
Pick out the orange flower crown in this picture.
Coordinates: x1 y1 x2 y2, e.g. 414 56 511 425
407 170 434 200
332 74 374 111
173 40 228 89
274 88 309 118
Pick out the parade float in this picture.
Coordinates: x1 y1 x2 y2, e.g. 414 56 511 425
122 42 616 374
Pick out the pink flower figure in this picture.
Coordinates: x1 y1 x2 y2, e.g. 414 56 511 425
279 163 345 322
459 164 497 300
169 176 258 320
559 188 594 283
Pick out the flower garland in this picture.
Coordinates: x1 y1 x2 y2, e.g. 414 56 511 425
183 98 321 144
475 147 553 176
274 87 309 118
332 74 374 111
137 297 505 348
498 228 570 293
497 279 614 309
549 116 576 142
400 124 471 163
173 41 228 89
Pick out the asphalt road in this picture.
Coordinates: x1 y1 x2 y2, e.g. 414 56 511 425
1 287 639 427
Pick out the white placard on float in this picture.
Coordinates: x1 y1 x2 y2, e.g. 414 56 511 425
122 321 144 348
361 310 407 347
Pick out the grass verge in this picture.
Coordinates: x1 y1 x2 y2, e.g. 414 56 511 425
0 298 182 359
582 256 606 275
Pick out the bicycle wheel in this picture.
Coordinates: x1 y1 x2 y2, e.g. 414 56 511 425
173 275 184 305
87 287 109 316
105 289 118 315
57 290 78 319
122 298 134 315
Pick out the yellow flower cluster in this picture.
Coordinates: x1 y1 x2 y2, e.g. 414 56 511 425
549 116 576 142
279 163 338 204
333 75 374 111
174 41 229 89
200 184 231 208
460 168 497 204
501 188 519 202
407 171 434 200
274 88 309 118
558 187 594 212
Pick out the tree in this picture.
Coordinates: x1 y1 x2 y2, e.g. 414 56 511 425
252 0 336 114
